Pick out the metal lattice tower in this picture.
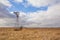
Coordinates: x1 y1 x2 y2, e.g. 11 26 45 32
14 11 22 31
14 12 19 27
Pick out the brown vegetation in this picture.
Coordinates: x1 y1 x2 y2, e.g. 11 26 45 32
0 28 60 40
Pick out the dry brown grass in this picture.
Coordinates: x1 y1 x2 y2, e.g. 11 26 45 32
0 28 60 40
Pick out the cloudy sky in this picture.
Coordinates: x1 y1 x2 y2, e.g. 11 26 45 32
0 0 60 28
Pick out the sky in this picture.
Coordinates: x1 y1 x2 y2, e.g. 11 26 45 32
0 0 60 28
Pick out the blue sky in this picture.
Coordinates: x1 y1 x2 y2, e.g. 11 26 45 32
8 0 48 13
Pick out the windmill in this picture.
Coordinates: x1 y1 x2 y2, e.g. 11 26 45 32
14 11 22 31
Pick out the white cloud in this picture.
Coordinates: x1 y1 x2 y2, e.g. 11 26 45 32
21 3 60 27
0 3 15 27
0 18 16 27
27 0 60 7
0 3 60 27
0 3 15 18
0 0 60 28
0 19 6 24
0 0 11 6
14 0 23 3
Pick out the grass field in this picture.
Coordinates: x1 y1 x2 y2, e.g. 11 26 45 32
0 28 60 40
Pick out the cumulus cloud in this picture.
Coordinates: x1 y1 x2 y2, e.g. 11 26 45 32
0 18 16 27
0 3 15 27
20 2 60 28
0 0 11 6
0 0 60 28
14 0 23 3
0 3 15 18
27 0 60 7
